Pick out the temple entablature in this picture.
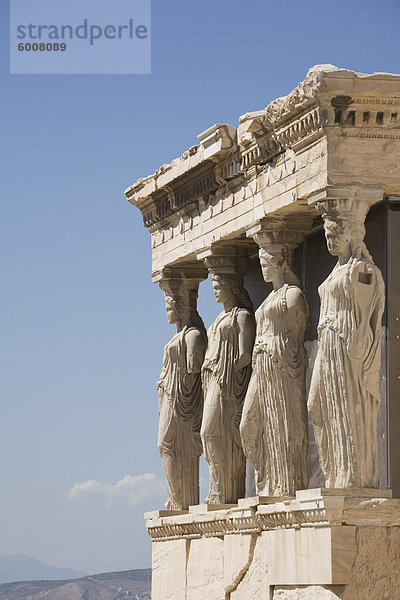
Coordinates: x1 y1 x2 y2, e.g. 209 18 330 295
125 64 400 276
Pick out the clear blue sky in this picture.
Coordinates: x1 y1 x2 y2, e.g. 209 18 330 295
1 0 399 575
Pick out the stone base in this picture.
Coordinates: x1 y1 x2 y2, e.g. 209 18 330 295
146 489 400 600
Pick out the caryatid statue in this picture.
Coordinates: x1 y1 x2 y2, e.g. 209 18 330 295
240 229 309 497
308 198 385 489
156 270 207 510
199 249 256 504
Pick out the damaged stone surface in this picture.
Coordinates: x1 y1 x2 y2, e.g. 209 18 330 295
147 491 400 600
126 64 400 276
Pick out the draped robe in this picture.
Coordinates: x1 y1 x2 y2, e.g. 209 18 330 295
201 307 254 504
157 326 205 509
308 258 384 488
241 284 308 496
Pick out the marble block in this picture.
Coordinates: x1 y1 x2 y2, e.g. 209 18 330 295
189 503 236 514
147 490 399 599
266 526 356 585
152 538 187 600
186 536 224 600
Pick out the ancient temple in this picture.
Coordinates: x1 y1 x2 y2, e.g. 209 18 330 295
125 65 400 599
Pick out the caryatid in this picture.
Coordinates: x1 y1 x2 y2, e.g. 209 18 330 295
308 198 385 488
240 230 309 497
157 271 207 510
200 250 256 504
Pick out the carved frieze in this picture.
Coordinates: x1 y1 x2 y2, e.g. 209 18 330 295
140 161 219 231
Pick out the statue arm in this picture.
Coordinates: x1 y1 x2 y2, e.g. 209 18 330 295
347 261 379 360
235 310 256 370
285 286 309 334
277 287 309 374
347 263 384 395
286 286 307 313
185 329 206 374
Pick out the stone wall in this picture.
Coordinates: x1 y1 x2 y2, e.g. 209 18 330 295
147 493 400 600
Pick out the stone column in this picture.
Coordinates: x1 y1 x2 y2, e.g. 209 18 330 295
307 186 386 489
241 220 310 498
154 265 208 510
196 245 256 504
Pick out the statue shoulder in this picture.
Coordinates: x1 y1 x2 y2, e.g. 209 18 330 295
185 327 205 345
236 307 255 325
286 285 307 311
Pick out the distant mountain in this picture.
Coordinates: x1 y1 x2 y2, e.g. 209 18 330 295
0 555 85 584
0 569 151 600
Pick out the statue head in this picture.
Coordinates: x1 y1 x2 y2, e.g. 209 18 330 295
164 293 182 325
210 273 254 312
317 198 371 262
163 286 205 331
259 246 302 288
203 250 254 312
211 273 241 302
323 218 353 257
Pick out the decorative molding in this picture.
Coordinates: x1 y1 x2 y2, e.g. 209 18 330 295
145 490 390 541
334 130 400 140
126 65 400 273
197 123 237 160
274 107 323 152
241 136 282 170
151 263 208 286
140 162 219 230
353 97 400 105
145 507 336 541
246 216 313 244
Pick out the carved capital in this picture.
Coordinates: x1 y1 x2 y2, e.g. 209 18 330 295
315 199 371 238
197 244 250 277
153 264 208 296
307 184 384 208
246 217 311 254
309 185 384 240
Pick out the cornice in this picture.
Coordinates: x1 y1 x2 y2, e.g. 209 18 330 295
145 489 394 542
126 65 400 234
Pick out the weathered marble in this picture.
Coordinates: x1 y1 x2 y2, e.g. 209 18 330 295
230 533 269 600
126 66 400 276
342 526 400 599
343 497 400 526
186 536 225 600
273 586 345 599
152 538 187 600
308 197 385 488
266 526 356 585
146 490 399 600
224 532 257 596
157 270 207 509
128 65 400 600
241 227 309 496
272 526 400 599
199 249 256 504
